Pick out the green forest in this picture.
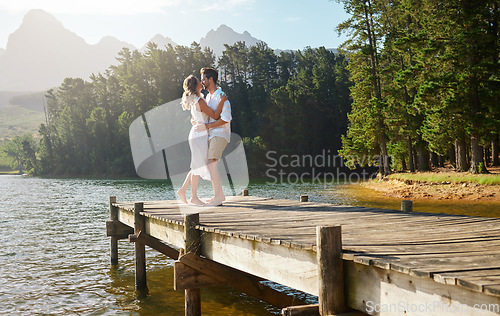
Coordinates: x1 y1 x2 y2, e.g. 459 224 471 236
336 0 499 175
1 42 350 176
1 0 499 177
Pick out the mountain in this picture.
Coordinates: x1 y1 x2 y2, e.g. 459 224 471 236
0 10 334 93
141 34 177 52
0 9 134 91
200 24 262 56
274 48 339 56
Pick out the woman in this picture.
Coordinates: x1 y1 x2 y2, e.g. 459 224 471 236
176 75 227 205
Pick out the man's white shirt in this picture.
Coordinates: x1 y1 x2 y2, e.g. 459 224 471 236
206 87 232 143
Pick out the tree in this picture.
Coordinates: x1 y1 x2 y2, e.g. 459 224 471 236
1 134 37 173
335 0 499 175
335 0 393 175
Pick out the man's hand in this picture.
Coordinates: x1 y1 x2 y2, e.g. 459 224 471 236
206 119 228 130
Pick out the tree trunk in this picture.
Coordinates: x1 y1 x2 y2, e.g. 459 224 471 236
417 141 430 171
470 134 487 174
408 136 415 172
378 156 383 176
401 155 407 172
379 131 391 175
438 155 444 168
492 136 499 166
484 145 490 166
448 144 456 168
455 138 469 172
430 152 438 169
413 144 419 171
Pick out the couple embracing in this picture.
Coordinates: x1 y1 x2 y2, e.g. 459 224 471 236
177 68 231 207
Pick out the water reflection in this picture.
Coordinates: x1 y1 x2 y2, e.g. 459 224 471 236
333 182 500 218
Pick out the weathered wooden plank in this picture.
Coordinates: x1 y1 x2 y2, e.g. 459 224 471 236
144 215 185 249
106 220 134 238
282 304 319 316
346 241 500 254
200 228 318 295
179 252 304 309
197 213 494 228
210 224 500 236
458 276 500 293
133 231 179 260
148 218 500 245
484 284 500 297
372 254 500 279
116 199 495 227
345 260 500 316
174 261 221 290
434 269 500 285
195 208 496 227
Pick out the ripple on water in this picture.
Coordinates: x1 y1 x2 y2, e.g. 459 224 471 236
5 176 491 315
0 176 298 315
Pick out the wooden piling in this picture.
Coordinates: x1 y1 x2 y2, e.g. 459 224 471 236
401 200 413 212
316 225 346 315
134 202 147 291
300 195 308 202
242 189 249 196
109 196 118 265
282 304 319 316
184 213 201 316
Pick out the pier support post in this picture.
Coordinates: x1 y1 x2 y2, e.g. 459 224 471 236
134 202 148 292
300 195 308 202
109 196 119 265
184 213 201 316
401 200 413 212
316 225 346 315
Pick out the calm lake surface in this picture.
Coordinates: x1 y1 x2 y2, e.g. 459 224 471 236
1 175 498 315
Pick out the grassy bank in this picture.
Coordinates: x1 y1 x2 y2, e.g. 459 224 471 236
0 104 45 141
387 172 500 185
0 170 21 175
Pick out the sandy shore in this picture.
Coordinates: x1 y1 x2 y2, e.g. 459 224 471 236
363 178 499 201
363 166 500 202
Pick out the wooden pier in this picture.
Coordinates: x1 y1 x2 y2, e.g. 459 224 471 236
106 195 500 315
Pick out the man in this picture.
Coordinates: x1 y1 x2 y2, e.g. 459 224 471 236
200 67 231 206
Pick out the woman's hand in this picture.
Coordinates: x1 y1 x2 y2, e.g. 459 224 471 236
194 122 207 132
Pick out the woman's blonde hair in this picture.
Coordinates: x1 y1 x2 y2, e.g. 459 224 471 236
181 75 198 110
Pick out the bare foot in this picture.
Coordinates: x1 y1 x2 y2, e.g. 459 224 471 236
206 195 225 204
205 197 224 206
177 188 188 204
189 197 206 206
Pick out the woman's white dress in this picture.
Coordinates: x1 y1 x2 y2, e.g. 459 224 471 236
187 96 211 180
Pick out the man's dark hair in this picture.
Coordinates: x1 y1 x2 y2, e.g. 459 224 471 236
201 67 218 85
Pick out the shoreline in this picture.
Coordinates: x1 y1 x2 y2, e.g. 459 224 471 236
0 171 22 175
363 177 499 202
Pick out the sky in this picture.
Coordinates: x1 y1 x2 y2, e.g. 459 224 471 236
0 0 351 51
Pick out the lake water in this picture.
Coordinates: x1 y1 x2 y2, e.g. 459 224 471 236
1 175 498 315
